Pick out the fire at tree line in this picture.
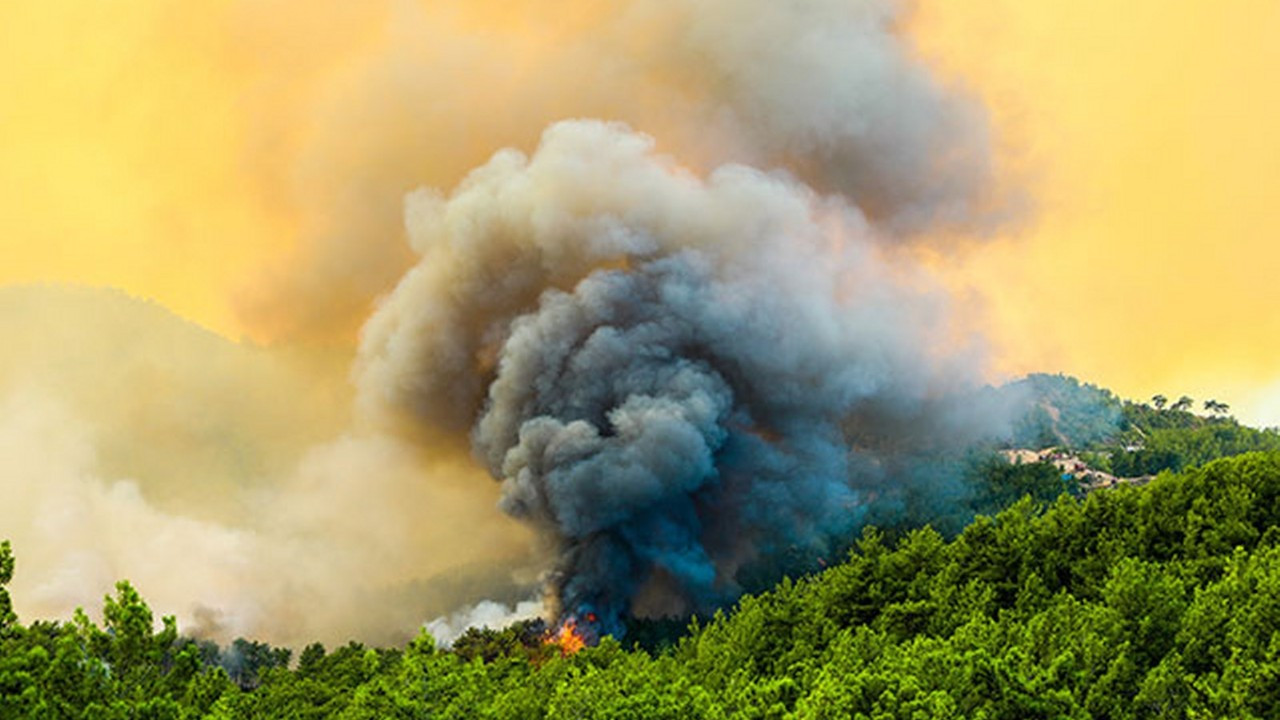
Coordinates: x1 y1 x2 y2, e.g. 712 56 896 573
4 374 1280 717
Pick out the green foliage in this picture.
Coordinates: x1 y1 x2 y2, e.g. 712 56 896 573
1006 373 1124 449
0 540 15 634
5 452 1280 717
967 456 1074 513
451 619 553 665
220 636 293 690
1112 416 1280 476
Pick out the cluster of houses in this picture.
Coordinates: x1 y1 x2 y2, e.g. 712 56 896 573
999 448 1153 493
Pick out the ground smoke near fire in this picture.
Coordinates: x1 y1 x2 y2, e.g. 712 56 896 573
359 117 1011 634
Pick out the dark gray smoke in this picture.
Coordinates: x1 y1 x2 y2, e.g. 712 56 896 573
479 254 863 634
357 119 1010 634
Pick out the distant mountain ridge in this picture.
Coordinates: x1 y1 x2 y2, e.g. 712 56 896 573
0 283 350 517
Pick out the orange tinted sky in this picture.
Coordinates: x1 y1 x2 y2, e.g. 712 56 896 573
2 1 1278 423
0 2 281 333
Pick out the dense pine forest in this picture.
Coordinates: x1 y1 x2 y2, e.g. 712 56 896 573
4 379 1280 718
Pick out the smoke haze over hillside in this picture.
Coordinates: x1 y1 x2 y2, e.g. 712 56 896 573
1 0 1028 644
0 286 538 646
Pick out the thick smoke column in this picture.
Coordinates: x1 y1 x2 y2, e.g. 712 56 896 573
358 120 1002 633
1 0 1013 644
480 253 861 634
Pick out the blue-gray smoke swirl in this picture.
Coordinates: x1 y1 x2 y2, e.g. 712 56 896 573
356 120 1012 634
477 253 863 634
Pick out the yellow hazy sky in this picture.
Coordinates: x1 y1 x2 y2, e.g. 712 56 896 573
912 1 1280 424
0 2 274 329
2 1 1278 423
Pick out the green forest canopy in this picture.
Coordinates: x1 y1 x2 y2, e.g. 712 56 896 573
6 447 1280 718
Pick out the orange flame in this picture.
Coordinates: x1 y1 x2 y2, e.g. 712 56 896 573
546 618 587 656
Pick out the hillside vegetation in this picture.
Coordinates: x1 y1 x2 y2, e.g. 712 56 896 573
6 448 1280 718
1005 373 1280 476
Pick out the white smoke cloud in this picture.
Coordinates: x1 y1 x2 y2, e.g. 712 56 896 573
425 597 546 649
0 387 259 638
0 287 537 647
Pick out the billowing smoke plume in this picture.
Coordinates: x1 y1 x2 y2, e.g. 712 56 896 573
3 0 1016 644
357 118 1009 633
347 0 1015 635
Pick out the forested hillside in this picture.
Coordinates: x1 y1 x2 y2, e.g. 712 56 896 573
1002 373 1280 478
6 450 1280 718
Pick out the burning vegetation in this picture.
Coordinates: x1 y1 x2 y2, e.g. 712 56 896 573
545 617 589 657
